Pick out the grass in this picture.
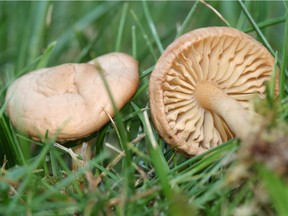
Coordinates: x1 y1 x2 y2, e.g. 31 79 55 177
0 1 288 215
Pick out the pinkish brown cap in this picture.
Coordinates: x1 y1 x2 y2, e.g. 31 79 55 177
6 52 139 142
149 27 278 156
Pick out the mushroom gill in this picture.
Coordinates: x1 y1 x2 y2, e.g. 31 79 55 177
149 27 277 156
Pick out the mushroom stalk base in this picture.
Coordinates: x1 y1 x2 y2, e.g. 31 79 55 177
194 82 251 140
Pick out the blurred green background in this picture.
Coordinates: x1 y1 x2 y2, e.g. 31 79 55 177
0 1 286 76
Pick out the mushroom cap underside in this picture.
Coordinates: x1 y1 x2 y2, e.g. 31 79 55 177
149 27 278 156
6 52 139 141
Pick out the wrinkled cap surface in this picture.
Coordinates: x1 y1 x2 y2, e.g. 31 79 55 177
6 52 139 141
149 27 277 156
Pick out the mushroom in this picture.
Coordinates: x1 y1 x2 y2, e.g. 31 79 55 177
149 27 278 156
6 52 139 147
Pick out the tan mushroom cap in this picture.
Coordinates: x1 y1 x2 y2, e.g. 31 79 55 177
149 27 278 156
6 52 139 141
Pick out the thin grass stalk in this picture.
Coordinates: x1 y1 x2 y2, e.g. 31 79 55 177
132 25 137 59
28 1 50 63
170 139 238 174
269 51 278 100
0 116 26 167
236 0 250 30
200 0 230 26
75 12 116 63
142 110 173 200
238 0 275 55
244 16 286 33
175 0 199 38
36 41 57 69
49 149 60 177
130 9 158 62
142 0 164 53
280 9 288 99
115 3 129 52
140 66 154 79
50 2 119 63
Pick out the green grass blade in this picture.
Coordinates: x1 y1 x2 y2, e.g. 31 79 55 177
200 0 230 26
50 2 119 63
171 139 238 174
0 115 26 167
280 9 288 99
132 25 137 59
219 1 239 27
268 51 278 100
92 162 120 182
140 65 154 79
258 165 288 216
130 9 158 62
176 0 199 38
142 0 164 53
115 3 129 52
75 11 116 63
236 0 250 30
28 1 50 63
49 149 60 177
36 41 57 69
238 0 275 55
244 15 286 33
142 110 173 198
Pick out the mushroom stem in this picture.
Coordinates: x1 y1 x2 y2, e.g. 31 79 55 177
194 82 252 140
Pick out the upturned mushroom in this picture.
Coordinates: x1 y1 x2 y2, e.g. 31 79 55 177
149 27 278 156
6 52 139 146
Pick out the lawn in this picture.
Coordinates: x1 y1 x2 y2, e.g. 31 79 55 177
0 1 288 215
